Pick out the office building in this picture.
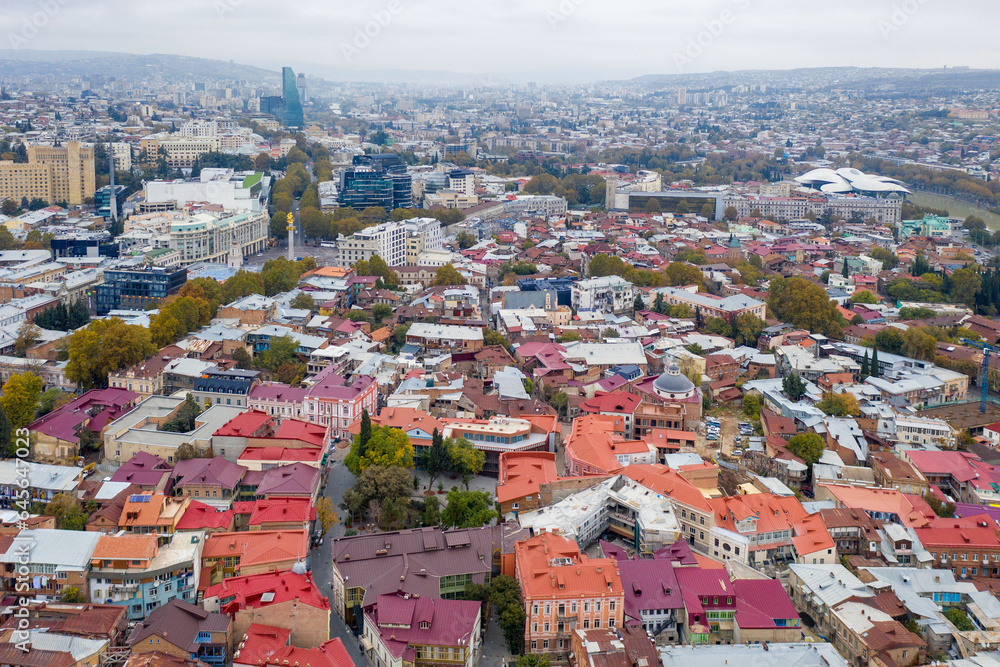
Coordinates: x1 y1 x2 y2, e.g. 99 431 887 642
96 264 187 315
95 184 127 220
0 141 95 206
282 66 304 128
340 153 412 210
144 170 271 212
335 221 405 268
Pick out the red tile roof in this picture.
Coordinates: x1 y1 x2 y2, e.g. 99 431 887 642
215 410 274 437
205 570 328 614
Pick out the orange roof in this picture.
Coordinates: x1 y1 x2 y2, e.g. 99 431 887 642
621 464 713 513
350 407 444 440
92 533 157 561
497 451 560 504
369 327 392 343
119 495 188 528
514 532 623 600
791 513 835 556
565 414 652 474
708 492 813 537
302 266 352 279
818 484 933 528
202 530 309 573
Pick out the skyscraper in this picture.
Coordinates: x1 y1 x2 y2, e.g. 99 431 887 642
281 67 304 128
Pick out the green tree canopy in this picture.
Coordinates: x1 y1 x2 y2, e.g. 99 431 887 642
441 489 498 528
786 432 826 467
768 276 843 338
66 319 157 391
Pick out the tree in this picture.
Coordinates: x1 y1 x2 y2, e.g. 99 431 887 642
490 575 527 654
873 328 904 355
0 405 13 458
549 391 569 418
447 437 485 488
60 586 86 603
422 428 449 487
851 290 878 305
515 656 550 667
221 270 265 302
860 350 870 380
422 495 441 526
315 497 338 536
66 318 158 391
724 206 739 222
345 426 415 475
588 254 627 278
358 409 373 452
342 465 414 527
13 320 40 357
734 313 765 347
705 317 732 337
0 372 44 430
945 608 975 632
817 392 862 417
644 198 661 215
742 393 762 420
441 489 497 528
484 329 511 349
911 253 932 277
652 292 666 315
162 393 202 433
43 493 89 530
372 303 392 325
257 335 301 373
634 292 645 311
951 267 982 309
290 292 315 311
38 388 71 416
232 347 255 370
869 247 899 270
768 276 843 338
787 433 826 467
456 231 476 249
923 492 956 518
782 373 807 401
870 348 880 378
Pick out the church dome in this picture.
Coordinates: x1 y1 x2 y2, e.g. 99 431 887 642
652 364 695 399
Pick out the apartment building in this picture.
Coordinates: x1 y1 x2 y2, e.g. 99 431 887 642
403 217 444 263
0 142 96 206
87 532 203 622
362 594 481 667
515 532 624 662
405 322 484 353
168 211 270 266
652 286 766 324
302 366 378 441
571 276 635 314
141 135 221 168
441 415 558 476
0 529 100 601
335 221 405 267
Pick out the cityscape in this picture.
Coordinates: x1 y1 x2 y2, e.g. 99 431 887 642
3 3 1000 667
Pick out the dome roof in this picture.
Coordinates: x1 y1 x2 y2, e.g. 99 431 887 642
653 364 695 395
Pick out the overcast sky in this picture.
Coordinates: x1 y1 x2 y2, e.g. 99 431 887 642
2 0 997 82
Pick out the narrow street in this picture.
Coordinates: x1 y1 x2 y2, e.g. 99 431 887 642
308 448 365 664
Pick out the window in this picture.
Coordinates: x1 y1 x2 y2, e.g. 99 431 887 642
512 503 519 510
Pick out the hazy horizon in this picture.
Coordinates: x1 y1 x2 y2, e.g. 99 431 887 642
2 0 996 83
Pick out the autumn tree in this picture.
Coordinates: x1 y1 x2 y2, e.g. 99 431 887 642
433 264 466 286
817 392 862 417
0 372 44 430
315 497 338 536
768 276 843 338
345 426 415 475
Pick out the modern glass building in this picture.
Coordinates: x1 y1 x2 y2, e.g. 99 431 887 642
96 265 187 314
281 67 304 128
342 154 412 210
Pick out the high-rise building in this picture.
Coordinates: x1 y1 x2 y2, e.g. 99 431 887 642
0 141 95 206
340 154 412 210
281 67 304 128
335 221 406 268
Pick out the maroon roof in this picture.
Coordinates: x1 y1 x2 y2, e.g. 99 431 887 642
29 388 139 444
127 599 230 652
254 463 319 497
171 456 246 490
365 593 480 659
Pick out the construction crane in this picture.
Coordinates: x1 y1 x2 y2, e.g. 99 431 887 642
962 338 997 413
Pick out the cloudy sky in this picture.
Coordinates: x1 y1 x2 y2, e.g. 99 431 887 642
2 0 996 82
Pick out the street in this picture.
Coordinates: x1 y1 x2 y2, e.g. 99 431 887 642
309 447 366 665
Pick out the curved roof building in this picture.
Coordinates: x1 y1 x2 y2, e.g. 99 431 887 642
652 364 696 401
795 168 910 196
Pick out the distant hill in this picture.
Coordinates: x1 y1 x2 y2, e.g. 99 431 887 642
0 50 281 84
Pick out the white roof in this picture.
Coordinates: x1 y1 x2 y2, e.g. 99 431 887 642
0 529 101 570
660 643 849 667
25 631 107 660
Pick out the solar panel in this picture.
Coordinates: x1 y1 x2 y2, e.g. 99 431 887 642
128 494 151 503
